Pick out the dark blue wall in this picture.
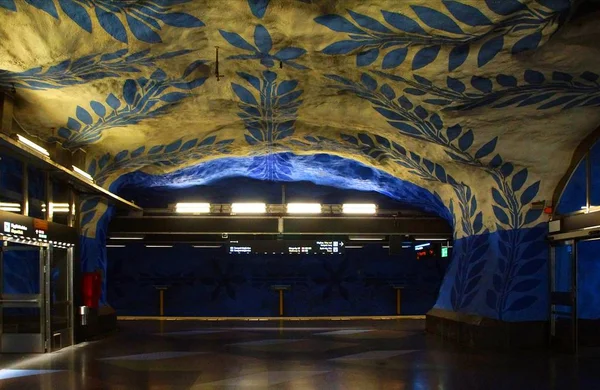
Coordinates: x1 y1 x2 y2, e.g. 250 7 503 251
107 244 449 317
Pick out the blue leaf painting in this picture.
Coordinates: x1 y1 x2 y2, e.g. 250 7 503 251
220 25 308 69
315 2 570 70
371 69 600 112
248 0 269 18
9 0 204 43
233 70 303 148
55 62 208 149
0 49 192 91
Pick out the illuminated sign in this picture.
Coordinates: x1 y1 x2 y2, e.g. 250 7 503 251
228 240 345 255
3 221 28 236
441 247 449 258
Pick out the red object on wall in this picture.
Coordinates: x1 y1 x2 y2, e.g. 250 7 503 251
82 272 102 308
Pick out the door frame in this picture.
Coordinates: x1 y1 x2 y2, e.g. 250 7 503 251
0 239 47 353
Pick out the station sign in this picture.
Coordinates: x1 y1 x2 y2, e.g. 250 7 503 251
228 240 345 255
0 210 77 245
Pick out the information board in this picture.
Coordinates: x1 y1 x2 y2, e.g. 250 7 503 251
228 240 345 255
0 210 77 245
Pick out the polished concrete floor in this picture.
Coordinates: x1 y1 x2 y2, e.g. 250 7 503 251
1 319 600 389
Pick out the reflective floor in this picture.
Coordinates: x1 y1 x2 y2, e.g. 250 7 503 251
1 319 600 389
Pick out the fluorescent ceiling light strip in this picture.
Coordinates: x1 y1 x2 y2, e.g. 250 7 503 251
106 245 126 248
286 203 322 214
17 134 49 156
145 245 173 248
0 202 21 207
109 236 144 240
0 207 21 212
231 203 266 214
193 245 222 248
402 245 411 248
175 203 210 213
342 204 377 214
345 245 364 249
414 238 450 241
72 165 94 181
348 236 385 241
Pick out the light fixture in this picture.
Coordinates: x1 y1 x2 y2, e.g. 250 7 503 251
342 203 377 214
402 245 411 248
286 203 322 214
583 225 600 230
192 245 222 248
72 165 94 182
42 203 71 213
231 203 266 214
348 236 385 241
109 236 144 240
415 243 430 250
145 245 173 248
0 202 21 212
415 238 450 241
106 245 126 248
16 134 50 156
175 202 210 213
345 245 364 249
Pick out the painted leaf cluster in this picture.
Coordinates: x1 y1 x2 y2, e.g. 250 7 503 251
0 0 204 43
54 62 208 149
485 227 546 318
87 134 234 186
233 71 303 146
376 69 600 111
315 1 571 71
0 48 192 90
220 25 308 69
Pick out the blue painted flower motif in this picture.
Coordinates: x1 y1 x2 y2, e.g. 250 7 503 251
374 70 600 111
86 134 234 186
219 25 308 69
0 0 204 43
53 61 209 150
0 48 192 90
315 1 572 70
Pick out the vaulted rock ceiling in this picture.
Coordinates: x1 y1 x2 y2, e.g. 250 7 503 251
1 0 600 236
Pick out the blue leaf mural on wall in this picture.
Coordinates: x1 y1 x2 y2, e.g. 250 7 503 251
220 25 308 69
0 49 192 90
232 70 304 180
86 135 234 186
0 0 204 43
373 70 600 111
315 1 573 70
53 62 208 149
325 72 546 316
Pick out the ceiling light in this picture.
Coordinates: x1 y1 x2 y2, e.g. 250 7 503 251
145 245 173 248
415 238 450 241
286 203 322 214
109 236 144 240
73 165 94 182
17 134 50 156
175 202 210 213
348 236 385 241
342 203 377 214
192 245 222 248
345 245 364 249
106 245 126 248
415 243 430 250
0 203 21 212
231 203 266 214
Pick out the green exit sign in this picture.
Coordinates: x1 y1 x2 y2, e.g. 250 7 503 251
441 247 449 258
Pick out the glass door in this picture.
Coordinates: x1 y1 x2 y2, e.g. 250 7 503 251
48 247 73 351
0 242 46 353
549 239 577 353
